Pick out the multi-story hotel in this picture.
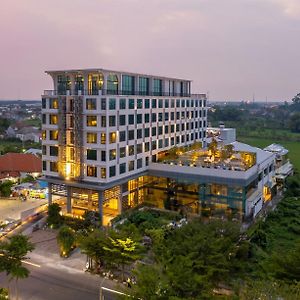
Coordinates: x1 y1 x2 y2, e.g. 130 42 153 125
42 68 207 224
42 68 291 224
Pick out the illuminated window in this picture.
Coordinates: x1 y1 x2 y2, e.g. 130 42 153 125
42 130 47 140
101 168 106 179
49 114 58 125
49 99 58 109
101 133 106 144
120 147 126 158
50 162 58 172
87 116 97 127
109 149 116 161
128 145 135 156
128 160 135 171
109 132 116 144
87 166 97 177
49 130 58 140
86 98 97 110
87 133 97 143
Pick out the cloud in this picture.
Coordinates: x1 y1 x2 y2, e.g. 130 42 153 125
270 0 300 18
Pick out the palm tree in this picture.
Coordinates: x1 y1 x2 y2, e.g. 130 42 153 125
0 234 34 300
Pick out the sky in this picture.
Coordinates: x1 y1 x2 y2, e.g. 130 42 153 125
0 0 300 101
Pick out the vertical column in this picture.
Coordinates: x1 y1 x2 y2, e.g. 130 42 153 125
118 185 123 215
98 191 103 226
67 186 72 213
48 182 52 205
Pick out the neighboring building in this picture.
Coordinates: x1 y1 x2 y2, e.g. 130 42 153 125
264 143 294 186
0 153 42 182
206 125 236 145
25 148 42 157
42 68 207 224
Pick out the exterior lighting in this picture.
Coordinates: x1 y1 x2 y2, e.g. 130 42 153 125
65 162 71 180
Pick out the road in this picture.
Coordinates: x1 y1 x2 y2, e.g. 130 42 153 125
0 263 119 300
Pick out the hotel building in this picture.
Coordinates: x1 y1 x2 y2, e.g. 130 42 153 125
42 68 289 224
42 68 207 224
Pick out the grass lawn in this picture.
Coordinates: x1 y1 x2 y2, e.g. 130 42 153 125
239 136 300 171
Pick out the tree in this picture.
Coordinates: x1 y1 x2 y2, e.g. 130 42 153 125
57 226 76 257
0 288 8 300
288 112 300 133
78 229 109 270
208 138 218 158
0 181 13 197
0 234 34 300
103 236 142 281
47 203 62 228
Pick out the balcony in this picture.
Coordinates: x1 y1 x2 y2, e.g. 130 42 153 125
43 89 205 98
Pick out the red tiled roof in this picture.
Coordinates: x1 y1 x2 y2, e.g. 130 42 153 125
0 171 20 180
0 153 42 173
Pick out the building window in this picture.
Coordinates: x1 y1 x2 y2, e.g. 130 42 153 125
128 130 134 140
109 149 116 161
119 115 126 126
101 168 106 179
101 116 106 127
109 116 116 127
158 113 163 122
145 99 150 108
145 142 150 152
49 146 58 156
101 133 106 144
87 133 97 144
87 166 97 177
119 131 126 142
145 114 150 123
49 130 58 140
152 113 157 122
87 116 97 127
42 161 47 171
137 144 142 154
49 114 58 125
152 127 156 136
42 98 47 109
152 140 157 150
50 162 58 172
137 129 142 139
158 126 163 135
86 98 97 110
109 98 116 110
158 139 163 148
128 145 135 156
107 74 118 95
120 147 126 158
120 98 126 109
165 99 169 108
158 99 163 108
153 79 162 96
144 128 150 137
42 130 47 140
109 166 116 177
109 132 116 143
120 163 126 174
42 145 46 155
101 98 106 110
122 75 135 95
87 149 97 160
139 77 149 95
49 98 58 109
137 99 143 109
137 158 142 169
129 99 135 109
42 114 46 124
152 99 157 108
137 114 142 124
128 115 135 125
101 151 106 162
128 161 134 171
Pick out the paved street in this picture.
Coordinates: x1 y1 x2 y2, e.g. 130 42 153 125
0 198 47 221
0 229 124 300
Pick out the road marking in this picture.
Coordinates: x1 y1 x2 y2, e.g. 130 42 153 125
22 260 41 268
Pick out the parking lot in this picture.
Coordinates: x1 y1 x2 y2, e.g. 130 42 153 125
0 197 47 222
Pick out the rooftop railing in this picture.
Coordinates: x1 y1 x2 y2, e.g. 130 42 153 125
43 89 206 98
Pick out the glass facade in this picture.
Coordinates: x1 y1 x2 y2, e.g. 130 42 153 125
139 77 149 95
122 75 135 95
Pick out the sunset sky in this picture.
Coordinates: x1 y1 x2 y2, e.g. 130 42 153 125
0 0 300 101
